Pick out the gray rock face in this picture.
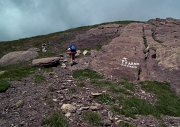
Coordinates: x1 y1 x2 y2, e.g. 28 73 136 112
90 23 144 81
32 57 60 67
0 51 38 66
90 18 180 94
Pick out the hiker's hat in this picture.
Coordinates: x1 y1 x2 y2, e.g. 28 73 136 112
67 48 71 51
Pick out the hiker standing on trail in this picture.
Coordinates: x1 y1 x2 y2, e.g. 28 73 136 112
42 43 46 52
67 44 76 66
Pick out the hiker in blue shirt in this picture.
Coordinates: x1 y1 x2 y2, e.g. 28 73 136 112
67 44 76 66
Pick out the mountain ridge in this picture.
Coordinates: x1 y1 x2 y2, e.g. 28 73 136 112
0 18 180 127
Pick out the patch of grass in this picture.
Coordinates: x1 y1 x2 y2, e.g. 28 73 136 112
119 78 135 92
82 111 102 126
0 80 10 93
112 97 159 119
48 86 56 92
140 81 180 117
118 121 136 127
94 43 103 51
90 79 114 87
40 67 53 72
76 82 86 87
142 27 148 49
159 123 168 127
42 95 48 100
73 69 103 80
116 95 125 104
94 93 115 105
33 75 46 83
46 100 54 108
108 86 132 96
69 87 76 93
0 65 37 81
143 35 148 48
37 50 58 58
116 20 144 24
41 110 68 127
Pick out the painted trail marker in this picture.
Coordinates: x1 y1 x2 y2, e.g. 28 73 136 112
121 57 139 68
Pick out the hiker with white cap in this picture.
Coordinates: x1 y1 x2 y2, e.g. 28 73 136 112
66 44 76 66
42 43 46 52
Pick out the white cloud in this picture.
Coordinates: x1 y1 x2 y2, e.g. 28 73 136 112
0 0 180 41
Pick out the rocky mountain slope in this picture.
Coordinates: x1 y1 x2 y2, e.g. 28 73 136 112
0 18 180 127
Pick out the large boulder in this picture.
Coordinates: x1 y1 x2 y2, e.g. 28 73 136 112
0 51 38 66
32 57 60 67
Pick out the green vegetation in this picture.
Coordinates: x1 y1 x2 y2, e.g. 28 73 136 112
94 43 103 51
140 81 180 117
76 81 86 87
46 100 54 108
159 123 168 127
142 27 148 48
41 110 68 127
119 77 135 92
94 93 116 105
0 65 37 81
90 79 114 87
73 69 103 79
37 66 54 73
92 20 144 27
143 36 147 46
142 27 150 54
110 80 180 119
0 80 10 93
108 86 132 96
82 111 102 126
0 62 52 92
36 50 58 58
111 97 159 119
73 70 180 121
33 75 46 83
69 87 76 93
118 121 136 127
48 86 56 92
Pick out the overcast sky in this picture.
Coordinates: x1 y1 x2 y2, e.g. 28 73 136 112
0 0 180 42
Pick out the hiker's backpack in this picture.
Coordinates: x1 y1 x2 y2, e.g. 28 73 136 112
70 45 76 52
